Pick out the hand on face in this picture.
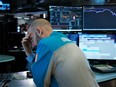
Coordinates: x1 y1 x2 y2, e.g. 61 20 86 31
21 34 33 56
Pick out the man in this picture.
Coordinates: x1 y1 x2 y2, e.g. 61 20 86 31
22 18 99 87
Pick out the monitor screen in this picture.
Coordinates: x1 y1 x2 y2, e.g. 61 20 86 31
66 33 79 46
49 6 83 31
0 0 10 11
79 33 116 60
83 5 116 31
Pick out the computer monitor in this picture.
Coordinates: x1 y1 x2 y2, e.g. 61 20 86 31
49 6 83 31
83 5 116 31
66 33 79 46
79 33 116 60
0 0 10 11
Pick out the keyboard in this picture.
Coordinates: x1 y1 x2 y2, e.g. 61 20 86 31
0 73 13 87
0 81 4 87
91 65 116 73
0 73 13 81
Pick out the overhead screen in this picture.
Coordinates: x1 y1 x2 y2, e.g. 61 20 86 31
83 5 116 31
79 33 116 60
49 6 83 31
0 0 10 11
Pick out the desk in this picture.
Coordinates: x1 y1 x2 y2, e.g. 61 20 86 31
8 71 36 87
95 72 116 83
0 55 15 63
95 72 116 87
8 71 116 87
0 55 15 73
0 55 15 86
9 79 36 87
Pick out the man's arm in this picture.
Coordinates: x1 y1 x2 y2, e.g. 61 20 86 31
21 34 35 70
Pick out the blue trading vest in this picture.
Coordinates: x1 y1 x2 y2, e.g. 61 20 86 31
31 31 73 87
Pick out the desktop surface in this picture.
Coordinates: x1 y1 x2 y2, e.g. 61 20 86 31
95 71 116 83
0 55 15 63
7 71 116 87
8 79 36 87
8 71 36 87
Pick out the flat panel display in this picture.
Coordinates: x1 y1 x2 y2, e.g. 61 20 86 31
79 33 116 60
67 33 79 46
0 0 10 11
49 6 83 31
83 5 116 31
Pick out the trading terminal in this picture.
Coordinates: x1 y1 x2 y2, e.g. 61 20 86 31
0 0 116 87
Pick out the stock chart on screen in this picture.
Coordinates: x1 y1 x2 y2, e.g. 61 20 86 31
49 6 83 31
83 5 116 31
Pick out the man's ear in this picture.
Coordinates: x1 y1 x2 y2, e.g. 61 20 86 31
36 27 43 37
36 27 40 33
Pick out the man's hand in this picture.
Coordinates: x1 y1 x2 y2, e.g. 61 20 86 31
21 34 33 56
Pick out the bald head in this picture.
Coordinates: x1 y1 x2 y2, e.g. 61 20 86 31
28 18 53 38
28 19 52 31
